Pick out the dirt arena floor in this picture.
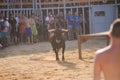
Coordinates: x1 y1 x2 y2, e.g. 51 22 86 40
0 38 107 80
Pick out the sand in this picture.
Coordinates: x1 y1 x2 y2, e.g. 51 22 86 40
0 38 107 80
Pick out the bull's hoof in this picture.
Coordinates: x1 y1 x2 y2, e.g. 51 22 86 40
62 58 65 61
56 58 59 61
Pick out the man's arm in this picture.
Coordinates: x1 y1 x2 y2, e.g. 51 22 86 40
94 54 101 80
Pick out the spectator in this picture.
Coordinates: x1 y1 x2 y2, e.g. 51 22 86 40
73 12 82 39
0 13 4 47
9 14 17 44
58 11 66 29
18 15 26 44
15 14 20 43
2 18 10 47
30 14 38 43
45 13 51 30
48 14 55 29
35 15 43 42
25 15 33 44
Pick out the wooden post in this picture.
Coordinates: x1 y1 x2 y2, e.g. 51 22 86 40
78 35 82 59
106 36 110 46
77 32 109 60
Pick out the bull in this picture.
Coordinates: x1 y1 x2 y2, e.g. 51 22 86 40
48 28 68 61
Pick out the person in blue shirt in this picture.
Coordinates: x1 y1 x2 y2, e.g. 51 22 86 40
66 11 74 40
73 12 82 39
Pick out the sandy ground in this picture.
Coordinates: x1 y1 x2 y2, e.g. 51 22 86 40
0 38 107 80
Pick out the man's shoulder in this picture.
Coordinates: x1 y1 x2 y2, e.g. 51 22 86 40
95 46 111 57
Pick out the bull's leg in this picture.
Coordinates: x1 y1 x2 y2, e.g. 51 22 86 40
62 45 65 61
62 50 65 61
55 49 59 61
50 42 59 61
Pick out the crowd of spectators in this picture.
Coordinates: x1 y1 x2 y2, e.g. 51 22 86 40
0 10 84 49
0 12 42 49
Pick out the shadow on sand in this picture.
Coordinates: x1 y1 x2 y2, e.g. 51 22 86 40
57 61 78 70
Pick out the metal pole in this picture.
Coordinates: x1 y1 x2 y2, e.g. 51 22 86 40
47 9 48 16
88 0 92 33
63 0 66 18
115 0 118 18
20 0 22 9
52 9 54 14
58 7 60 15
71 8 72 14
35 0 38 15
32 0 35 13
39 0 42 19
82 7 85 34
20 0 23 16
7 0 9 18
76 7 78 14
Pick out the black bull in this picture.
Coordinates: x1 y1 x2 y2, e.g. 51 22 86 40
48 29 68 61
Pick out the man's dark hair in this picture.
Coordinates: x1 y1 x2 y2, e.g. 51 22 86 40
110 19 120 38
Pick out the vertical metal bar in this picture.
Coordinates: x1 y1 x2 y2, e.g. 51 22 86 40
7 10 9 18
22 10 24 15
20 0 22 16
32 0 35 13
26 10 28 17
2 10 5 16
39 0 42 19
35 0 38 15
28 10 30 16
10 10 11 15
47 9 48 16
7 0 9 17
115 0 118 18
52 8 54 14
17 10 18 16
25 10 28 16
88 0 92 33
76 7 78 14
21 0 22 9
63 0 66 18
41 10 43 22
71 8 72 14
30 10 32 16
82 7 85 34
14 10 15 17
58 7 59 15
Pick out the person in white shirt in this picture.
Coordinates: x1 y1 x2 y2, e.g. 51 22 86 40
2 18 10 47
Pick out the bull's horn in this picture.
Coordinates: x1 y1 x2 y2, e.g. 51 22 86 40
48 29 55 32
61 29 69 32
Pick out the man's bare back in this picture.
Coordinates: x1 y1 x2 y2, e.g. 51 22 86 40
95 45 120 80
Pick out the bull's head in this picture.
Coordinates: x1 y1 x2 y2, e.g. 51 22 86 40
48 29 68 36
48 29 68 43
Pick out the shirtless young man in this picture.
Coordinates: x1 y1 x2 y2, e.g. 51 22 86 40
94 19 120 80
